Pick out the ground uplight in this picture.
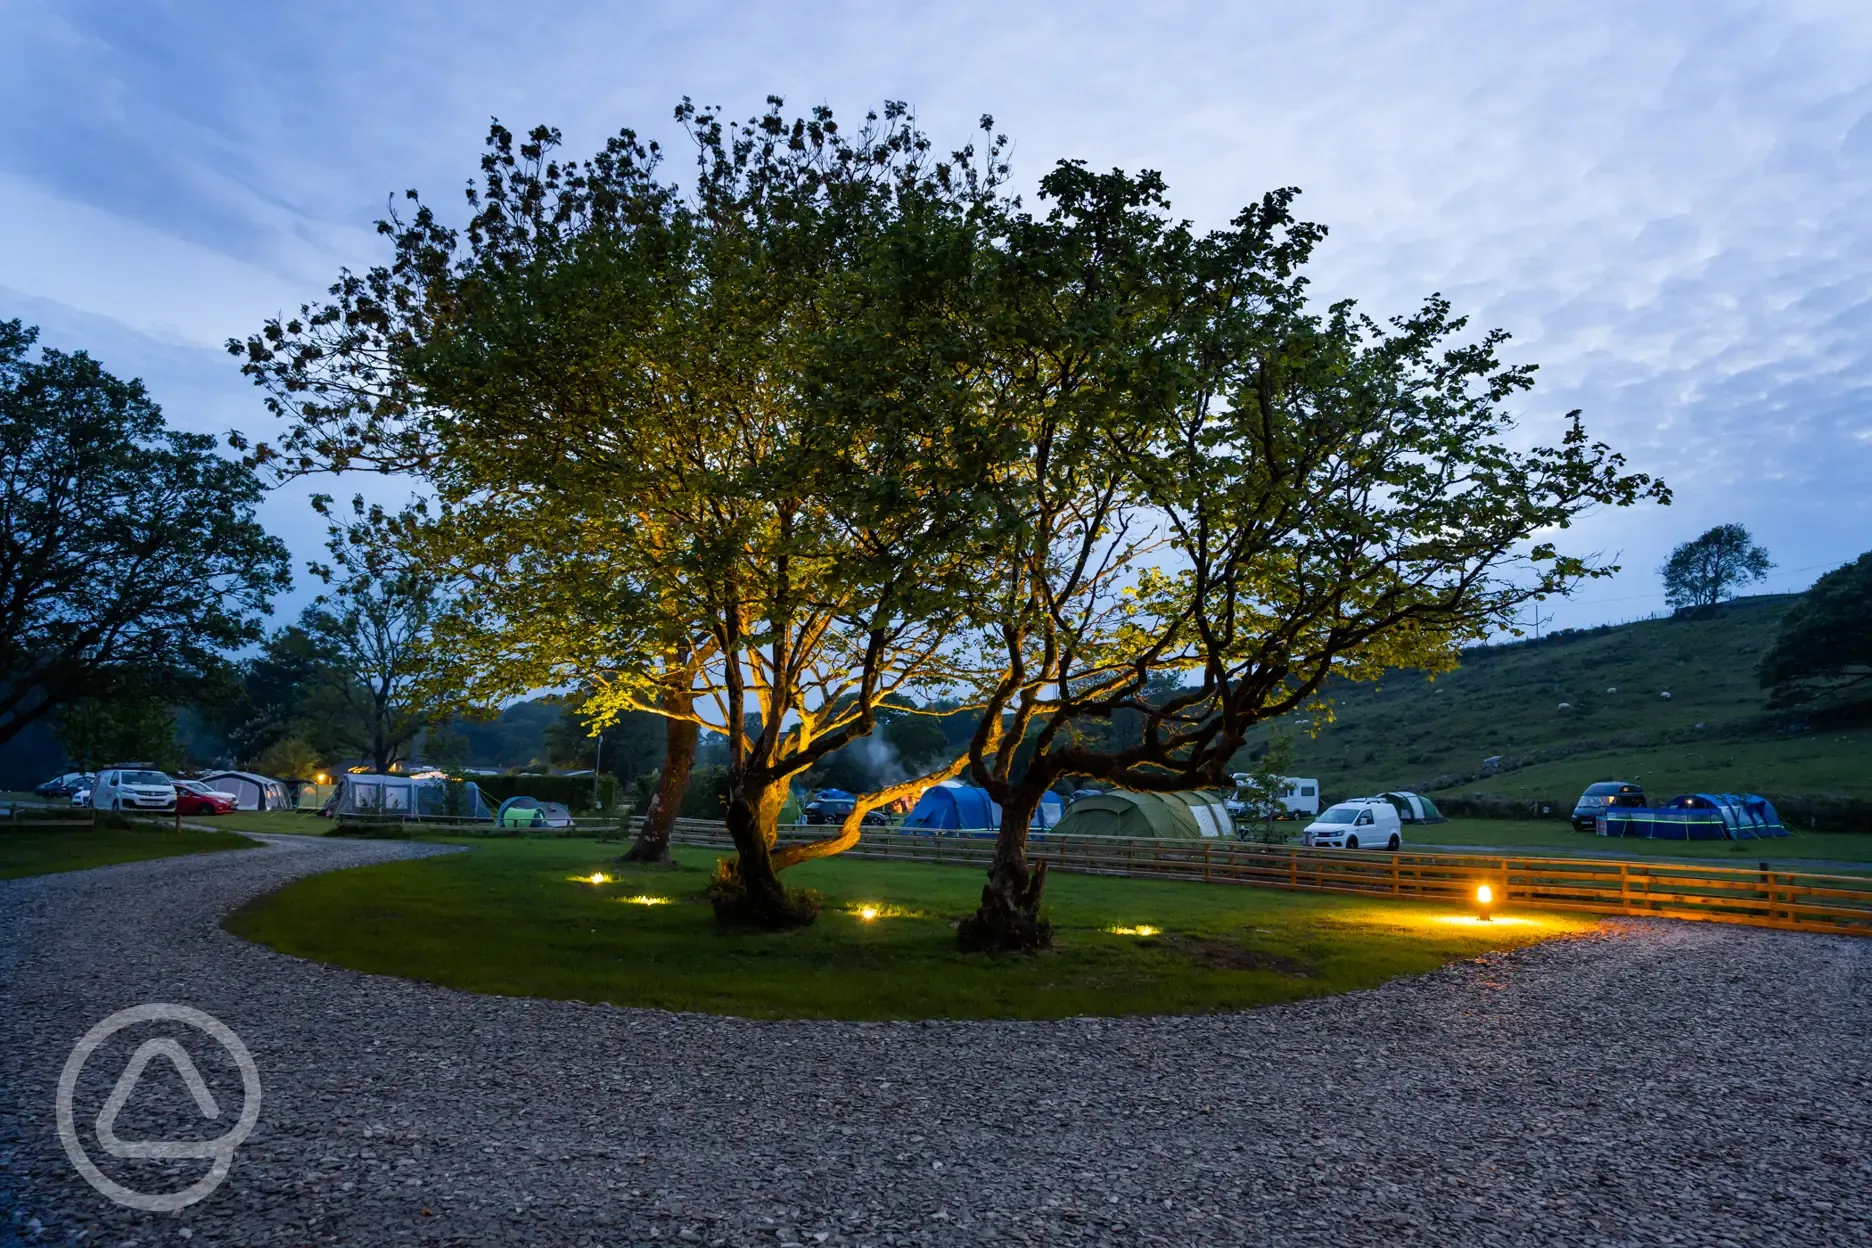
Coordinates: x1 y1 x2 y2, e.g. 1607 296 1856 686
1109 925 1161 937
573 872 611 886
622 895 669 906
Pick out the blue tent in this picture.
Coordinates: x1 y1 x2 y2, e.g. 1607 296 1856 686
900 783 1063 836
1599 793 1786 840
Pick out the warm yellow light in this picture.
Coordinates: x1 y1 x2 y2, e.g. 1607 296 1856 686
1476 884 1493 905
623 895 668 906
587 872 610 885
1109 925 1161 937
858 905 879 921
315 773 329 785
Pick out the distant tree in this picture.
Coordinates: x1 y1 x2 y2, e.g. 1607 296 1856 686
1759 551 1872 709
53 696 183 774
253 734 322 781
1661 524 1772 609
298 573 447 773
0 320 290 746
1238 732 1297 844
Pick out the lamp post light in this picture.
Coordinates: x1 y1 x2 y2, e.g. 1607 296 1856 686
1475 881 1496 922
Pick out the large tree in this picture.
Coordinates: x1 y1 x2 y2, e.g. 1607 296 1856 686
1759 551 1872 710
0 320 290 744
232 102 1004 922
296 571 446 774
949 168 1668 949
1661 523 1771 609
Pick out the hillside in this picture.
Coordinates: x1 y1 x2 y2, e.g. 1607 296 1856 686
1239 594 1872 803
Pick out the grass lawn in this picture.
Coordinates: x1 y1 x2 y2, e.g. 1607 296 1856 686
226 837 1595 1021
205 810 334 836
1446 731 1872 803
1411 818 1872 866
0 822 259 879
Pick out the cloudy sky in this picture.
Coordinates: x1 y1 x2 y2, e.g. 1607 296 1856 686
4 0 1869 632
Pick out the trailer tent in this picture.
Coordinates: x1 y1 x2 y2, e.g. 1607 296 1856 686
898 782 1064 835
1048 790 1234 839
323 773 494 820
1598 793 1786 840
196 770 294 812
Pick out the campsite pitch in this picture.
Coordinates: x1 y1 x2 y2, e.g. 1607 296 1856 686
225 836 1596 1020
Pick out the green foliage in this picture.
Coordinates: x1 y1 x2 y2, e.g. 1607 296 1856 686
295 571 446 773
1238 732 1298 842
0 320 290 748
1760 551 1872 709
677 765 729 820
469 771 619 813
1662 523 1772 610
253 734 322 781
52 697 183 772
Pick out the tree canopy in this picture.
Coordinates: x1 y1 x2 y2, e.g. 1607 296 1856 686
1661 523 1771 610
0 320 290 747
1759 551 1872 710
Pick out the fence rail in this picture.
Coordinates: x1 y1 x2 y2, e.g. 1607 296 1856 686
324 812 1872 937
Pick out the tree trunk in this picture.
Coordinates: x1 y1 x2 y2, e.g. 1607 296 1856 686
712 777 816 928
621 701 695 865
957 787 1052 952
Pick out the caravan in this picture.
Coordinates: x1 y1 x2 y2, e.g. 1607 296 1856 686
1226 775 1321 820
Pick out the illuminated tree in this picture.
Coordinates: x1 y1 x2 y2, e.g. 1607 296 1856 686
233 101 1003 924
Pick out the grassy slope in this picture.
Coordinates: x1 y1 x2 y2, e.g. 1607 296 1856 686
225 837 1593 1021
1239 595 1871 800
0 823 259 879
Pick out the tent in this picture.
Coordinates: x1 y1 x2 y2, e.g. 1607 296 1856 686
196 770 294 812
1047 790 1234 840
1380 792 1446 824
1599 793 1787 840
322 773 494 820
496 796 574 829
898 782 1064 836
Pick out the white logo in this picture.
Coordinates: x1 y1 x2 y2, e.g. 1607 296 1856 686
56 1004 262 1211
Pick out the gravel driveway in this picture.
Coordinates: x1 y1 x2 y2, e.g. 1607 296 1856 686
2 833 1867 1248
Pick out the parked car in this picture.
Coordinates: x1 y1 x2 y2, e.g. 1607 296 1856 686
1301 798 1404 850
70 786 92 808
173 779 238 816
1570 781 1646 831
35 771 95 799
89 769 178 813
804 790 856 825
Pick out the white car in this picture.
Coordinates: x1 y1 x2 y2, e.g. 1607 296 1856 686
90 768 178 814
1302 799 1403 851
70 786 91 808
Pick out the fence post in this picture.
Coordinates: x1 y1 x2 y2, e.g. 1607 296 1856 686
1204 841 1211 883
1619 862 1630 914
1390 854 1398 896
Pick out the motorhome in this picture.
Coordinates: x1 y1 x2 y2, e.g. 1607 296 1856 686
1225 774 1321 820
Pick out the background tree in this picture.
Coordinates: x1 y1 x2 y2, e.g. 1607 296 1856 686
253 734 323 781
1237 732 1297 844
1759 551 1872 710
297 571 447 773
1661 523 1772 610
233 101 1006 922
0 320 290 745
53 695 183 774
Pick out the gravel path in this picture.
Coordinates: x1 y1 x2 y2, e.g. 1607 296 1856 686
2 834 1867 1248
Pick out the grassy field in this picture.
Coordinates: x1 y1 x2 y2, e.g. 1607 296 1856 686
0 822 259 879
1230 595 1872 800
225 837 1595 1021
1449 733 1872 803
1412 818 1872 865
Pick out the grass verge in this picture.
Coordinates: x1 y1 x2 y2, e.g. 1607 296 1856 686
0 822 259 879
1414 818 1872 865
225 837 1594 1021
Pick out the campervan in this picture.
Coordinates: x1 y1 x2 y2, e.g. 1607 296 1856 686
1226 775 1321 820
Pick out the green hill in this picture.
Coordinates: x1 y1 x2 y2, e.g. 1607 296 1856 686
1240 594 1871 808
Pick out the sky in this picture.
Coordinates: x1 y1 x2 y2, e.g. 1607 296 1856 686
3 0 1870 635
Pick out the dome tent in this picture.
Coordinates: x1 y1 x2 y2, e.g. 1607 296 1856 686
1380 792 1446 824
1048 790 1234 839
899 782 1064 835
497 795 573 828
1599 793 1786 840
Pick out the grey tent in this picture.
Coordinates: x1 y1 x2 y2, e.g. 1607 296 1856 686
322 773 494 820
197 770 294 812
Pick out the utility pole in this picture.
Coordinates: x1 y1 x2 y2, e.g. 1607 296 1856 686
1528 601 1554 640
592 730 604 810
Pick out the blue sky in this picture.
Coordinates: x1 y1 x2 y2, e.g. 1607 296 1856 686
3 0 1869 633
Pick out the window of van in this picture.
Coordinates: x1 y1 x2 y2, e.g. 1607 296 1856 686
1356 810 1372 825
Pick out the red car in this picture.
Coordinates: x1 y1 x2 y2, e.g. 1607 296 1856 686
173 779 237 816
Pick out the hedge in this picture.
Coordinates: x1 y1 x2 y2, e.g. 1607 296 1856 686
469 773 618 813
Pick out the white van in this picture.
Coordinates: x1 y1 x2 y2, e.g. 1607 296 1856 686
90 769 178 814
1226 775 1321 819
1302 798 1403 851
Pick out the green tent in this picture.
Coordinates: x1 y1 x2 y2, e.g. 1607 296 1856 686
1048 790 1234 839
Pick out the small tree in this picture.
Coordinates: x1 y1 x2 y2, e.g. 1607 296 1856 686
1759 551 1872 709
1238 733 1297 843
54 696 183 774
1661 524 1772 609
253 734 322 780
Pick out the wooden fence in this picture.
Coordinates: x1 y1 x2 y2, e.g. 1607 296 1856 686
326 812 1872 937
